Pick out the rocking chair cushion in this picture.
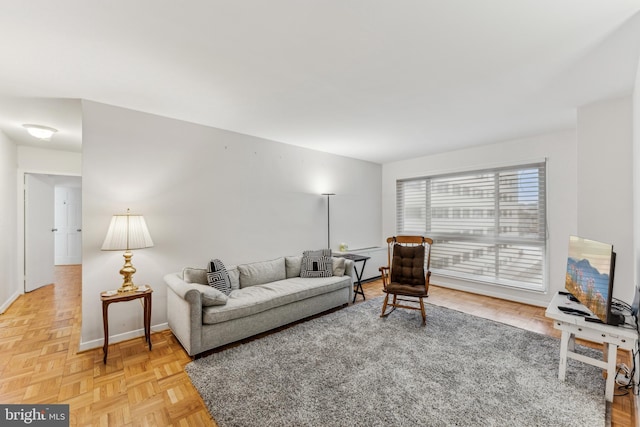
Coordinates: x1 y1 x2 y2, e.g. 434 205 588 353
386 282 429 297
390 244 425 286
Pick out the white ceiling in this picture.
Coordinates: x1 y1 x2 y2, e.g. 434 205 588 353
1 1 639 164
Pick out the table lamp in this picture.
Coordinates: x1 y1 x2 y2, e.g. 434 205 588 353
101 209 154 292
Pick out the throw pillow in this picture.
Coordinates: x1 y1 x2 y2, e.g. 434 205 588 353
303 249 332 258
332 257 346 277
207 259 232 295
183 267 208 285
301 249 333 278
226 265 240 290
285 256 302 278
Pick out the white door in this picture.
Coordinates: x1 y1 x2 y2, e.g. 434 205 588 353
54 186 82 265
25 173 55 292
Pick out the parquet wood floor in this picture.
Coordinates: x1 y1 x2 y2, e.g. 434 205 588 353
0 266 635 426
0 266 212 426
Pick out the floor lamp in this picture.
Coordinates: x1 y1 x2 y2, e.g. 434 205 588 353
321 193 335 250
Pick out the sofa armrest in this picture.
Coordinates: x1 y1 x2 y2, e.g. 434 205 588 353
164 273 203 356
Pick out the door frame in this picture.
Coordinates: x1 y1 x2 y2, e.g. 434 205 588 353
17 168 82 294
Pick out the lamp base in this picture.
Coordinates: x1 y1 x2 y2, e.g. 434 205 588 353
117 284 139 293
117 250 139 293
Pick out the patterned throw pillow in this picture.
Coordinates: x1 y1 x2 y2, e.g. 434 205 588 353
300 249 333 278
304 249 332 257
207 259 232 295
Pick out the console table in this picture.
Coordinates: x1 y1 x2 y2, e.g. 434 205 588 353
101 286 153 364
335 253 370 302
545 292 638 402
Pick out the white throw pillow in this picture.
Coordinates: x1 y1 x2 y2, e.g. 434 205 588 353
285 256 302 278
332 257 346 277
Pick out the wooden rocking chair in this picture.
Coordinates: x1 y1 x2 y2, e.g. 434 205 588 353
379 236 433 325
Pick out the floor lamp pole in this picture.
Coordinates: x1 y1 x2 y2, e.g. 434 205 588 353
322 193 335 250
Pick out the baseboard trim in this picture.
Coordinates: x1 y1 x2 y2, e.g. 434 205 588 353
78 322 169 352
432 280 548 308
0 290 21 314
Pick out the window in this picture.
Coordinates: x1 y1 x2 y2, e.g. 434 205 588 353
396 162 546 291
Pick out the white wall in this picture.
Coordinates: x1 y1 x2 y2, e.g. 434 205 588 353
634 64 640 291
578 95 635 303
80 101 381 350
0 131 18 313
17 145 82 174
634 56 640 427
382 130 578 307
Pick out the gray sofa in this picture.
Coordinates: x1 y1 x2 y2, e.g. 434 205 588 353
164 255 355 356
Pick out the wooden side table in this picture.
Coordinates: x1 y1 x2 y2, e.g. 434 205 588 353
101 286 153 364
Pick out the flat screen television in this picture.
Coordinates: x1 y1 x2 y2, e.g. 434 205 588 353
565 235 623 325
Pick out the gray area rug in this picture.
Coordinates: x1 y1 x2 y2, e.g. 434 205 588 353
186 297 606 427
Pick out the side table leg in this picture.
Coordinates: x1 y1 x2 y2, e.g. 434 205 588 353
352 261 366 303
604 343 617 402
558 330 570 381
359 259 366 301
635 349 640 396
102 301 109 364
145 293 152 350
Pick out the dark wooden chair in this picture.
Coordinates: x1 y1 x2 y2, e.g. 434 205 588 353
379 236 433 325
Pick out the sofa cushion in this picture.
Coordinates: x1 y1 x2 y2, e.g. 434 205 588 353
285 256 302 278
207 259 232 295
202 276 350 324
238 257 286 288
183 267 208 285
301 249 333 278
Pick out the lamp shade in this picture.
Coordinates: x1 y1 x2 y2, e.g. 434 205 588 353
101 213 154 251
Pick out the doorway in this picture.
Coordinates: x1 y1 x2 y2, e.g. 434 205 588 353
24 173 82 292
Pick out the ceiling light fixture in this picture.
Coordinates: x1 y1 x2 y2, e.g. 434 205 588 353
22 124 58 140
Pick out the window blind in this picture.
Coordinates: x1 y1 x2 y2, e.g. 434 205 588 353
396 162 546 290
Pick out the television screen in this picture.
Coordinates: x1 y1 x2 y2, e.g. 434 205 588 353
565 235 615 323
